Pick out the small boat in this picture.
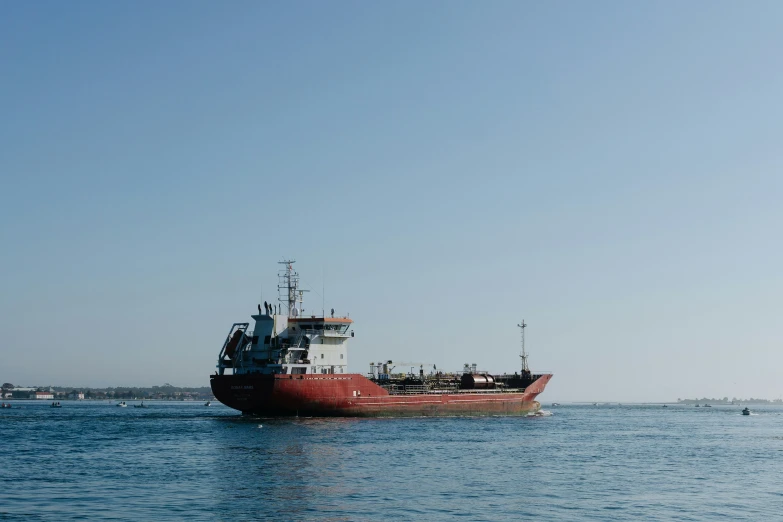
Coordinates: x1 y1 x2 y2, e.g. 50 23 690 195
703 404 711 408
51 402 62 408
663 404 668 408
592 403 597 406
1 402 12 409
204 401 211 407
695 404 700 407
117 401 127 407
133 402 148 408
742 407 751 416
551 403 560 406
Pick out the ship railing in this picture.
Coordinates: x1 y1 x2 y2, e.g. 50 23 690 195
278 331 305 365
516 371 554 382
453 388 513 393
383 385 427 395
300 328 350 338
284 330 306 352
321 330 350 338
495 371 553 377
382 385 536 395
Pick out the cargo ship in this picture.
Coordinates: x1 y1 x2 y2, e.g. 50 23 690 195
210 261 553 417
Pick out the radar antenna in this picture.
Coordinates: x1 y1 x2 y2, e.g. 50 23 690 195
517 319 529 372
277 260 300 316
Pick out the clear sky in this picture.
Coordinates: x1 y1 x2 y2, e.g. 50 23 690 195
1 1 782 401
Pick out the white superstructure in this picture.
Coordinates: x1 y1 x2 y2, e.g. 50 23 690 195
216 261 354 376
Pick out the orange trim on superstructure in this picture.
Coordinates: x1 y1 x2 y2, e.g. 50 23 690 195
288 317 353 324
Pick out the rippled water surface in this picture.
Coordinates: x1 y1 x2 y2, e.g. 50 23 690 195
2 401 782 520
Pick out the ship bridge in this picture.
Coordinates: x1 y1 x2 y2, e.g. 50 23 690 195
216 261 355 377
288 317 353 335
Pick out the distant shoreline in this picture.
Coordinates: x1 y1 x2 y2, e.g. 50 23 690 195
678 399 782 405
4 398 212 401
1 384 214 401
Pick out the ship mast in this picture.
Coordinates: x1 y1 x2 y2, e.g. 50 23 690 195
517 319 529 372
278 260 299 316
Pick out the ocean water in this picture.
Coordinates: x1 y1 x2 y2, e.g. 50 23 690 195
1 401 782 521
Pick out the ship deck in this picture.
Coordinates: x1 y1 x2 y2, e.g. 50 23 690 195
210 373 553 417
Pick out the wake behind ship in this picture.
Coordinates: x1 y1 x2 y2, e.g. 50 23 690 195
210 261 553 417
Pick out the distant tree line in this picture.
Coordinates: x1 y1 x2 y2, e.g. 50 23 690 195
3 383 214 400
677 397 783 404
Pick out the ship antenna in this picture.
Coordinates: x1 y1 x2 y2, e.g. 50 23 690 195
278 260 298 316
517 319 529 372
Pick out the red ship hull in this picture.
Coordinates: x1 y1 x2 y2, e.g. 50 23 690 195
210 373 553 417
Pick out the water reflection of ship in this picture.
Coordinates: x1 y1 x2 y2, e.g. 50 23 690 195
212 418 359 513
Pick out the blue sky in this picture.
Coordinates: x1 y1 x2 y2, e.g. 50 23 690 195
1 1 782 401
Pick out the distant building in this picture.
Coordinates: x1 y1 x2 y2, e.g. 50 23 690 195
31 391 54 400
9 387 35 398
70 392 85 400
1 391 11 399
